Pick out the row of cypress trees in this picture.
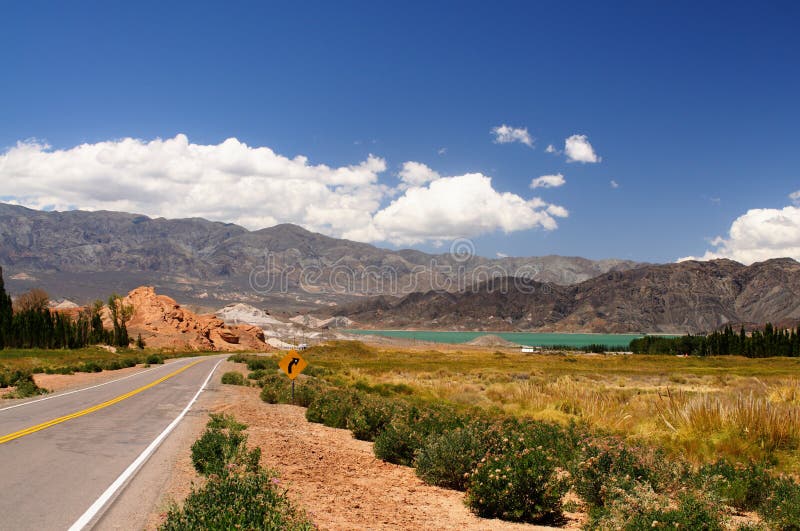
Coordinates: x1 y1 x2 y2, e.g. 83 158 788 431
0 267 132 349
629 323 800 357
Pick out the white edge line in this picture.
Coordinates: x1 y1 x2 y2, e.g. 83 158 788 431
68 358 223 531
0 357 199 413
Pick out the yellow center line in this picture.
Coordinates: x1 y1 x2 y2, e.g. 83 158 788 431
0 359 205 445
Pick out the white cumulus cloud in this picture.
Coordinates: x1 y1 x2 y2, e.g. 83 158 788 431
0 134 567 247
564 134 601 163
491 124 534 147
610 180 619 188
790 190 800 205
530 174 566 189
350 173 567 245
680 205 800 264
398 161 440 187
545 144 558 154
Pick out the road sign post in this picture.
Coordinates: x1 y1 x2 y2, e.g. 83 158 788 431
278 350 308 404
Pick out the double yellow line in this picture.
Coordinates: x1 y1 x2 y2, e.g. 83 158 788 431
0 359 204 445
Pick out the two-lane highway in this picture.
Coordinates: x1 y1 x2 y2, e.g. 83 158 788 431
0 356 223 530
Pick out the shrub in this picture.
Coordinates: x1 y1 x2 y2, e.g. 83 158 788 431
589 482 725 530
229 354 279 372
573 437 661 508
221 371 246 386
372 403 464 466
465 441 567 523
415 418 500 491
248 369 269 380
696 460 772 511
160 469 315 531
293 379 325 407
303 365 331 378
4 372 47 398
79 361 103 373
260 374 292 404
146 354 163 364
373 421 420 466
191 414 260 477
305 388 359 429
346 394 399 441
758 476 800 530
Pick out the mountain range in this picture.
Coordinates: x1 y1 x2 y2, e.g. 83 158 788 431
3 203 797 334
333 258 800 334
0 203 640 312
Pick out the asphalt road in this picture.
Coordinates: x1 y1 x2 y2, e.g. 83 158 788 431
0 356 223 531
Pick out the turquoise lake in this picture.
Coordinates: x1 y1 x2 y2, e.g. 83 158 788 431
345 330 643 348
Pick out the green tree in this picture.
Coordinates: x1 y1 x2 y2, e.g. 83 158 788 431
107 294 134 347
0 267 13 349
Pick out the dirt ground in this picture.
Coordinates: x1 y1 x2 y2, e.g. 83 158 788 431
146 361 580 530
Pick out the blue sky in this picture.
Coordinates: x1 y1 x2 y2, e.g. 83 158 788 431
1 1 799 263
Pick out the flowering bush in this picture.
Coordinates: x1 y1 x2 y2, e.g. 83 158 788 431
758 476 800 530
465 440 567 523
588 482 725 530
346 393 402 441
415 418 500 491
696 459 772 511
573 437 660 507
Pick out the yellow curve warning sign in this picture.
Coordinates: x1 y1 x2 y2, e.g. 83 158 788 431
279 350 307 380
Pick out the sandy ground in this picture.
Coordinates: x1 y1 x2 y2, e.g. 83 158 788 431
143 361 579 531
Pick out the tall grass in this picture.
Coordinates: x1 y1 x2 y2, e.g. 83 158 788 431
658 389 800 453
303 342 800 472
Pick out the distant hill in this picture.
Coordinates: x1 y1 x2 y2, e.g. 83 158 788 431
334 258 800 334
0 203 642 311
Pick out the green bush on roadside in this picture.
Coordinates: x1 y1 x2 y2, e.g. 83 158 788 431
588 482 725 530
3 372 47 398
415 418 500 491
228 354 278 372
259 374 292 404
373 403 465 466
345 393 400 441
190 414 260 477
573 437 661 508
466 439 568 524
696 460 772 511
164 413 313 531
306 388 359 429
758 476 800 531
160 468 315 531
221 371 246 386
146 354 163 365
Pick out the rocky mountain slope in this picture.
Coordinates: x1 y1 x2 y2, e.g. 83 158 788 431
0 203 641 311
335 258 800 334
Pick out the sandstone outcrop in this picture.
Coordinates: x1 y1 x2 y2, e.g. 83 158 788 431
122 286 268 351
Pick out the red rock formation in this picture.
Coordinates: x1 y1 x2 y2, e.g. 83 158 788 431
122 286 268 351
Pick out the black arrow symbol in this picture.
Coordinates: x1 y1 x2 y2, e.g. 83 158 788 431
288 357 300 374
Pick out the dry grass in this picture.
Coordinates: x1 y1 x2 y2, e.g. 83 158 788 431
304 341 800 474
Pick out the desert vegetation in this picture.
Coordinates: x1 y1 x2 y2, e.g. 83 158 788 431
240 341 800 529
0 347 198 398
161 414 314 530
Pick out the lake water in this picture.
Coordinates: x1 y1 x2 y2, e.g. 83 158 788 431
345 330 643 348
